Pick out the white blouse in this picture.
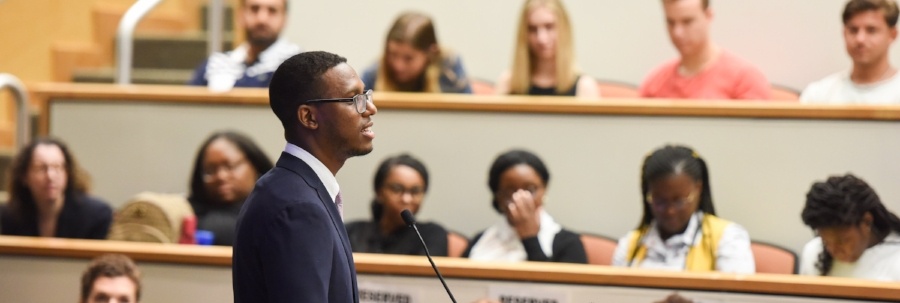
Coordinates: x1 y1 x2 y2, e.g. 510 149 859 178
611 212 755 274
800 232 900 281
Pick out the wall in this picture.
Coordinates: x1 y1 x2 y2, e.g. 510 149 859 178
0 253 885 302
285 0 900 91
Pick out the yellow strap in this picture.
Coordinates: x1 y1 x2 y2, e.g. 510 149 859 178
625 214 732 272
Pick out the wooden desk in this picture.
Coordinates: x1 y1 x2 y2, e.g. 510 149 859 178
0 236 898 302
24 83 900 255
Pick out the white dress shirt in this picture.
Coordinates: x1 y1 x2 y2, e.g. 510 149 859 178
800 70 900 104
612 212 755 274
283 143 340 213
800 232 900 281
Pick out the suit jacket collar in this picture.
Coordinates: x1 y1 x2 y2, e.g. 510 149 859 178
283 143 339 201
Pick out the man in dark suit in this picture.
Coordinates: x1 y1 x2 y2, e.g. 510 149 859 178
233 51 376 303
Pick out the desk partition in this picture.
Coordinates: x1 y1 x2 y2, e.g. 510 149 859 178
29 83 900 254
1 236 899 302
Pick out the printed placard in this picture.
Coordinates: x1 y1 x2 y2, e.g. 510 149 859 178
358 281 423 303
488 284 570 303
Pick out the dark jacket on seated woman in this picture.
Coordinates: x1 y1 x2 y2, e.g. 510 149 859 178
189 197 242 246
345 197 449 256
345 219 448 256
1 194 112 239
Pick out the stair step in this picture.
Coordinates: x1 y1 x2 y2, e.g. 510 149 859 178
131 32 234 70
72 67 195 85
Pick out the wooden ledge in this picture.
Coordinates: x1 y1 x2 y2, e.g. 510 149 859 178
28 82 900 121
2 236 899 300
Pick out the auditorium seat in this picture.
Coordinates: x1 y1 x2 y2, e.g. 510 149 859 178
751 241 798 274
770 85 800 101
107 192 196 244
580 233 618 265
447 231 469 258
596 80 640 98
470 79 496 95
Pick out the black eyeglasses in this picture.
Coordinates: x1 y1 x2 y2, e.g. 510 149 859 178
305 89 373 114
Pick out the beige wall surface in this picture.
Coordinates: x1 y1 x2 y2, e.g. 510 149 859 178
49 100 900 254
0 254 883 303
284 0 900 91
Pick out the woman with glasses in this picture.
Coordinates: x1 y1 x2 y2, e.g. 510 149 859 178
800 174 900 281
345 154 450 256
187 130 273 246
1 138 112 239
611 145 754 273
495 0 598 97
464 149 586 263
361 11 472 93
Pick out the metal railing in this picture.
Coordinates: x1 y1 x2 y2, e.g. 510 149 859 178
0 73 29 150
115 0 164 85
207 0 224 55
116 0 226 84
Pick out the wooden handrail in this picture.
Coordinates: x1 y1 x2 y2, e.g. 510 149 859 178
28 82 900 122
2 236 899 301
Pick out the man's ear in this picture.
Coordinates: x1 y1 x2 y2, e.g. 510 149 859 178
298 104 318 130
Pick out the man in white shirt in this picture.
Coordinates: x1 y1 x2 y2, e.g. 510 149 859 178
188 0 302 91
801 0 900 104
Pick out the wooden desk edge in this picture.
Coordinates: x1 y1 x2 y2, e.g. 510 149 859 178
28 83 900 137
1 236 898 301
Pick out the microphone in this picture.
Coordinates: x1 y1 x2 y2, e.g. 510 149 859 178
401 209 457 303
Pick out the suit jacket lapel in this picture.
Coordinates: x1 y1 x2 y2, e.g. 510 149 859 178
275 153 358 294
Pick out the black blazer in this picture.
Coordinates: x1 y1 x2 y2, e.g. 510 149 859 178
233 152 359 303
345 220 449 256
0 194 111 239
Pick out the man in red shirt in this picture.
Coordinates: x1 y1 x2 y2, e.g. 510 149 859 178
640 0 771 100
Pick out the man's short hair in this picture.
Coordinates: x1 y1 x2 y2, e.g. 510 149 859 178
269 51 348 129
662 0 710 9
80 254 142 302
843 0 899 27
240 0 289 11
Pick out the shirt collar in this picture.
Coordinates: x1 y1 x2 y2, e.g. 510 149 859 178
283 143 340 202
644 211 704 248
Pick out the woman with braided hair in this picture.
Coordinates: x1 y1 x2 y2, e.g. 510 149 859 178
800 174 900 280
611 144 755 273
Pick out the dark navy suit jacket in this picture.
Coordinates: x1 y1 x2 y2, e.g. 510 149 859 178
233 152 359 303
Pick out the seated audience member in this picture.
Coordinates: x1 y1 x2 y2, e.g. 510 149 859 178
464 149 587 263
362 12 472 93
612 145 755 273
188 0 302 91
495 0 599 98
188 131 273 246
80 254 142 303
801 0 900 104
800 174 900 281
0 138 112 239
639 0 771 100
345 154 449 256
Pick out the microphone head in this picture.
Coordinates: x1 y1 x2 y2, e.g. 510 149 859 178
400 209 416 226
